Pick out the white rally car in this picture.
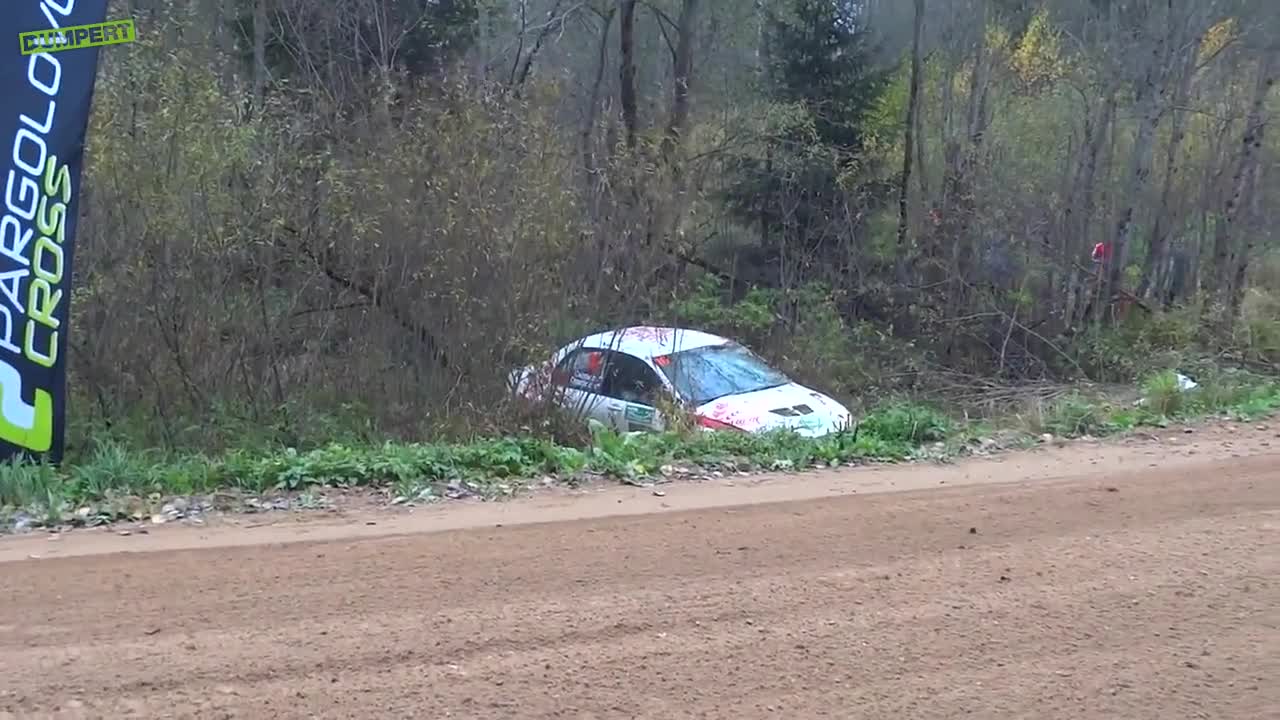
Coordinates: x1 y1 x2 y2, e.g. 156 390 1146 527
509 326 852 437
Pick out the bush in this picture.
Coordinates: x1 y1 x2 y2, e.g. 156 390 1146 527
1140 370 1184 417
1039 394 1116 437
1234 289 1280 365
1072 307 1200 382
669 277 922 401
857 403 951 444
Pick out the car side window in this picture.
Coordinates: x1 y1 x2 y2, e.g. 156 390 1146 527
601 352 665 406
553 348 607 394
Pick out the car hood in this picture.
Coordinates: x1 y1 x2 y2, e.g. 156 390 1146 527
696 383 851 437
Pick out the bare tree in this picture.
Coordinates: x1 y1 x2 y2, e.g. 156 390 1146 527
1138 35 1200 299
619 0 639 150
896 0 925 282
662 0 701 161
1102 4 1179 318
252 0 268 111
1222 46 1279 316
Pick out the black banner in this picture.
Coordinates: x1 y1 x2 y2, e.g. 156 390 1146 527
1 0 111 462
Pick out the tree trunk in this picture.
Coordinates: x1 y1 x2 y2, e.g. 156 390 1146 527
896 0 925 283
202 0 236 93
619 0 639 151
1105 20 1175 319
938 0 990 361
662 0 700 162
1227 160 1266 318
1193 113 1235 300
1064 91 1115 330
1104 90 1159 313
252 0 268 113
757 0 772 261
648 0 701 253
1209 51 1274 299
512 0 567 94
1138 38 1198 298
949 2 991 288
582 8 616 180
1224 49 1279 317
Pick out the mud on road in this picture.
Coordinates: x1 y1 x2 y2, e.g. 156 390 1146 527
2 423 1278 719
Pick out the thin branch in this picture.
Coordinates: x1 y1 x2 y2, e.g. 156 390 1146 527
648 5 677 60
289 301 371 319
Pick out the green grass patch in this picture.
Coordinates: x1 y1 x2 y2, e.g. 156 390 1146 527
1028 368 1280 439
1 378 1277 531
0 401 948 526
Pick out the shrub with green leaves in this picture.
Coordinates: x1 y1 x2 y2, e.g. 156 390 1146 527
856 403 951 444
1140 370 1185 417
1040 394 1116 437
667 276 920 399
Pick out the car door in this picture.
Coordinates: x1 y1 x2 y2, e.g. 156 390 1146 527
549 347 614 426
598 351 668 432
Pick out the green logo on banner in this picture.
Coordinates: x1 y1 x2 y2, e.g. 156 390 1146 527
19 19 135 56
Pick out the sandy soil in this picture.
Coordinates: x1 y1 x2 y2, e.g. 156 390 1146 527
1 422 1277 719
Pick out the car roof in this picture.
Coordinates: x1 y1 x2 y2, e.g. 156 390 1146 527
569 326 730 360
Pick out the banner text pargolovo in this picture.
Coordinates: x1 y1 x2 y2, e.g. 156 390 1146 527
1 1 114 462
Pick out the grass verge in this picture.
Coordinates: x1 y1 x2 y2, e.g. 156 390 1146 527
1022 367 1280 438
2 368 1277 532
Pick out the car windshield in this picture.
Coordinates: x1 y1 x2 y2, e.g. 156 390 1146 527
656 343 790 406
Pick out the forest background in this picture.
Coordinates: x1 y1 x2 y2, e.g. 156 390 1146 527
64 0 1280 456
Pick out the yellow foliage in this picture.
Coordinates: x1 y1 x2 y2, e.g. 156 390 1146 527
1009 9 1066 94
1199 18 1237 65
986 24 1012 53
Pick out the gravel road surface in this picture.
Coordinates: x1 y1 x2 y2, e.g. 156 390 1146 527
2 423 1277 719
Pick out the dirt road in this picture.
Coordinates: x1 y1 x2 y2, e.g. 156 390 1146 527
2 424 1278 719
